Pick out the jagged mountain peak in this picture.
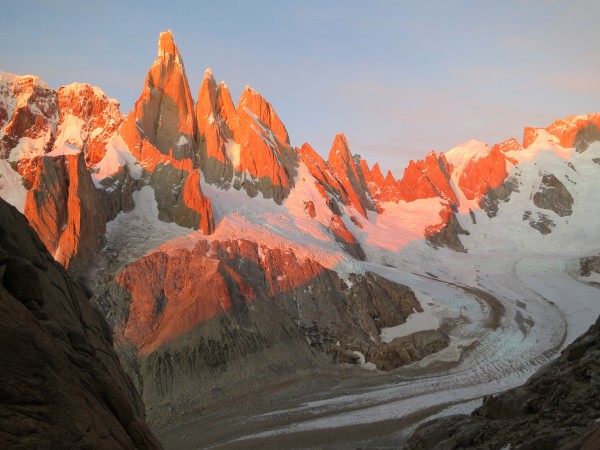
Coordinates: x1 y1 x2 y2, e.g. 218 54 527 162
329 133 351 160
158 29 179 60
203 67 215 80
237 85 290 145
133 30 195 158
523 112 600 151
58 82 109 99
0 71 50 91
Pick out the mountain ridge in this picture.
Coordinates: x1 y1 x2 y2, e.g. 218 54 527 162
2 30 600 447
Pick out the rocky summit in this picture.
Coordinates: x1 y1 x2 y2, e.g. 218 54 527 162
1 29 600 449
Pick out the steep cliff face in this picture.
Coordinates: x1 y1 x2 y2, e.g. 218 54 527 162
101 237 421 361
0 72 141 275
232 86 298 203
457 145 508 202
298 142 352 209
195 69 235 185
0 198 161 449
195 67 299 205
89 231 447 419
134 30 196 161
24 150 107 275
327 133 376 217
396 151 459 205
120 31 214 233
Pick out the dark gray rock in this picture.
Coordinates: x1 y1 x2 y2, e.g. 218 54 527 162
574 123 600 153
480 175 520 218
524 211 555 235
427 210 469 253
580 255 600 277
368 330 451 371
533 174 573 217
0 198 161 449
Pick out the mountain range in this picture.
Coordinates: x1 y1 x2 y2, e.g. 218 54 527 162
1 30 600 448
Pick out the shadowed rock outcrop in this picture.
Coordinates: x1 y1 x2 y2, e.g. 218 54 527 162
0 198 161 449
580 255 600 281
533 174 573 217
480 174 520 218
368 330 450 371
426 204 469 253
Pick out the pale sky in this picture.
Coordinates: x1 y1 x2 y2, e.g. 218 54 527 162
2 0 599 175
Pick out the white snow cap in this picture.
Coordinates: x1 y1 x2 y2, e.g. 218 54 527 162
0 71 50 90
59 82 107 100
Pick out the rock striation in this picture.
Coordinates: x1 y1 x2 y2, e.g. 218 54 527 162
195 70 298 203
0 198 161 449
407 314 600 450
24 151 107 275
120 30 214 233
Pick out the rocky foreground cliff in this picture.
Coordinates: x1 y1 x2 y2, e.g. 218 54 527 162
0 198 161 449
407 314 600 450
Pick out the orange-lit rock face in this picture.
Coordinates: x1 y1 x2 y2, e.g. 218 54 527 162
196 71 229 167
2 76 57 142
418 152 457 204
134 30 196 160
24 156 68 252
545 114 600 149
209 86 298 203
458 146 508 201
523 114 600 150
24 152 107 273
0 75 58 182
522 127 539 148
56 84 124 166
237 86 289 145
327 133 374 217
397 160 437 201
195 72 297 202
119 31 214 233
358 160 391 205
298 142 349 206
183 169 214 234
493 137 522 153
396 151 457 205
116 238 325 355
